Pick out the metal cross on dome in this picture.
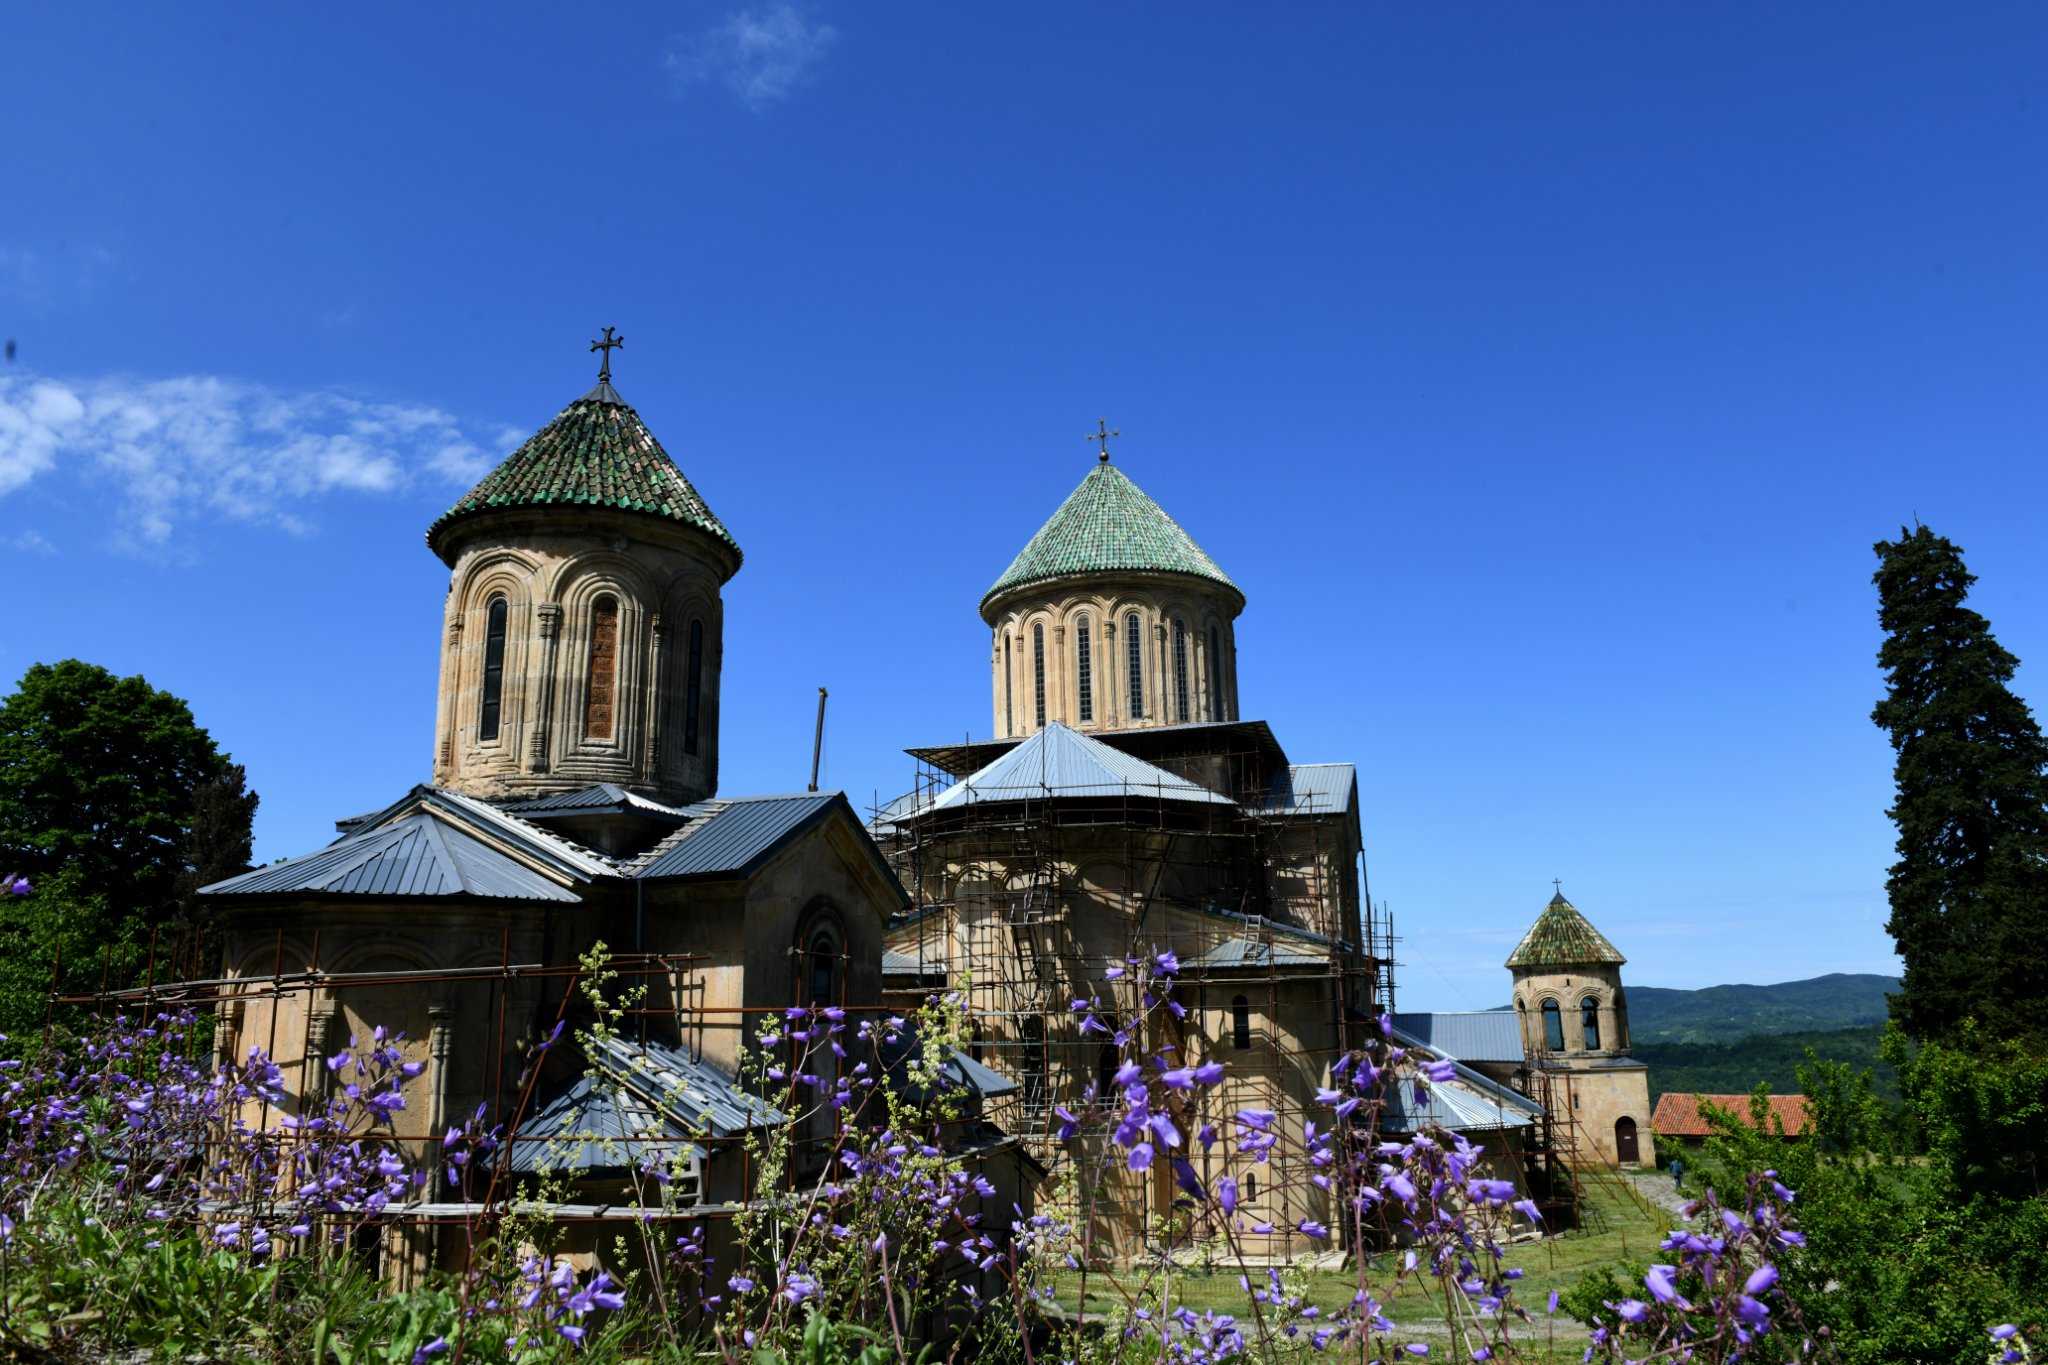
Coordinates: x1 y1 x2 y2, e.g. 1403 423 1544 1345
590 326 625 383
1089 418 1119 462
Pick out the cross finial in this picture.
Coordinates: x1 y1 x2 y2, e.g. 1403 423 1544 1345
1553 878 1563 896
590 326 624 383
1089 418 1119 463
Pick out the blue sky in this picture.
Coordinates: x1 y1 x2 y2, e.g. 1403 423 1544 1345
4 3 2045 1009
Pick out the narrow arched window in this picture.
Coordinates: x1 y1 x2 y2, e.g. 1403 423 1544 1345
1232 995 1252 1050
1541 999 1565 1051
1020 1016 1047 1107
1033 622 1047 728
1172 619 1191 722
684 619 705 756
1125 613 1144 718
1245 1171 1257 1202
478 596 509 742
1208 625 1224 721
1097 1043 1116 1097
583 595 620 740
1004 635 1015 735
1582 996 1601 1051
806 928 839 1005
1075 615 1094 724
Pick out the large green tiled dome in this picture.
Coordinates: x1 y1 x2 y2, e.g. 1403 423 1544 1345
1505 891 1627 969
981 459 1238 616
427 380 740 570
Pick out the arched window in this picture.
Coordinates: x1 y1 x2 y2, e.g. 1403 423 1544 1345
1540 999 1565 1051
1244 1171 1257 1202
1232 995 1252 1050
1003 635 1015 735
1097 1043 1117 1097
1125 613 1144 718
1172 620 1191 722
1208 625 1224 720
1581 996 1601 1051
684 619 705 756
1075 615 1094 724
478 596 509 742
1033 622 1047 728
1020 1016 1047 1108
583 595 620 740
805 927 839 1006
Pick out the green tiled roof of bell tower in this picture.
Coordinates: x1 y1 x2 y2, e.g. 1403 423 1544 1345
982 461 1238 614
1505 891 1627 969
426 380 740 568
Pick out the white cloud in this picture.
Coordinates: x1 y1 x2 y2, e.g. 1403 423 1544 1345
10 529 55 555
0 372 502 548
667 3 838 110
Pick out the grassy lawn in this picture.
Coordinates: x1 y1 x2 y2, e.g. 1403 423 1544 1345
1049 1173 1670 1355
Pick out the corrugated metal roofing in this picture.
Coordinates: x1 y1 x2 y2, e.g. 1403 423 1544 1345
586 1035 783 1137
631 792 843 881
202 810 579 902
426 788 619 880
910 723 1235 818
508 1074 703 1174
1388 1012 1526 1064
498 785 691 819
883 948 939 976
1257 764 1357 818
1382 1071 1541 1134
1188 938 1331 970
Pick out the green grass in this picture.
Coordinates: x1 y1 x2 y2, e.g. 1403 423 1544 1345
1049 1174 1670 1356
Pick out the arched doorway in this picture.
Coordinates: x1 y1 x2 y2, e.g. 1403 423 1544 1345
1614 1115 1640 1165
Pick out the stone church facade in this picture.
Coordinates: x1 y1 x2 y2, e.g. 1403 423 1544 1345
201 356 1021 1280
874 447 1533 1259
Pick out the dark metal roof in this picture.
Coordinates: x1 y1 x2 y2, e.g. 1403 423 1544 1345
497 784 694 822
906 723 1235 821
1255 763 1358 818
585 1035 784 1137
906 718 1289 782
202 809 579 902
1388 1012 1526 1064
629 792 899 899
507 1074 702 1174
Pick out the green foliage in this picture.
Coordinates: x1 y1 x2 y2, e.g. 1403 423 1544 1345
1870 526 2048 1044
1639 1025 1897 1105
1684 1030 2046 1364
1623 973 1899 1045
0 659 256 1035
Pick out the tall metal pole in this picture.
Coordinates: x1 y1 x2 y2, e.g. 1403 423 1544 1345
808 687 828 792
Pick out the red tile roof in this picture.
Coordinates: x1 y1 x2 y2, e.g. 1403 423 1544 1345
1651 1092 1812 1139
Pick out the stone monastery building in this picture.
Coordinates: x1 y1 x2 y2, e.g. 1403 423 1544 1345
200 353 1024 1277
196 340 1655 1273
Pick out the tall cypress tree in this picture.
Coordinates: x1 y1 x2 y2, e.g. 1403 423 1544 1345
1871 526 2048 1042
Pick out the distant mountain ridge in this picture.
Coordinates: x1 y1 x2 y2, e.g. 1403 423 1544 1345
1624 973 1899 1045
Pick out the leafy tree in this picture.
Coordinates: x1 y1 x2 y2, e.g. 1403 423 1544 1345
1688 1037 2047 1364
0 660 256 1031
1871 526 2048 1042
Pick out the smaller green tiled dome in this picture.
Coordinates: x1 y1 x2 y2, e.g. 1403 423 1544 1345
1505 891 1627 969
982 459 1238 617
427 380 740 571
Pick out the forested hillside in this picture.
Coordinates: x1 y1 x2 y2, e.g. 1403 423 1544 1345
1638 1025 1896 1105
1626 972 1898 1044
